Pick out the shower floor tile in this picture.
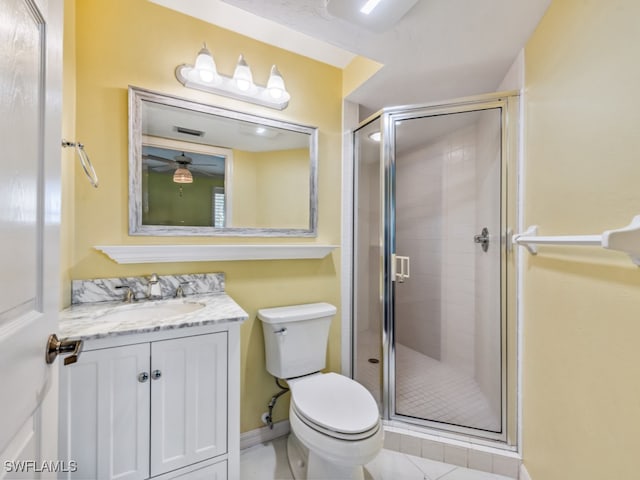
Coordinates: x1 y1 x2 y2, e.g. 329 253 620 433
355 330 500 432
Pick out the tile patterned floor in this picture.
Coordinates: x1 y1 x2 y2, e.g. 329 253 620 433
240 436 513 480
394 343 500 432
355 330 500 432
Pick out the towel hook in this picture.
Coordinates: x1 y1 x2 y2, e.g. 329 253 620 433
62 140 99 188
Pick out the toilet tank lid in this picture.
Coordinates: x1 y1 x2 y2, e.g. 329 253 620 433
257 302 337 324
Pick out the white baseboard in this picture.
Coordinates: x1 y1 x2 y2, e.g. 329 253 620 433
240 420 290 450
520 464 532 480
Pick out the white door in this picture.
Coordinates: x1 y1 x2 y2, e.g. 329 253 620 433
59 344 151 480
150 333 228 477
0 0 63 474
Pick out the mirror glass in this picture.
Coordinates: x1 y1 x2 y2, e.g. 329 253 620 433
129 87 318 236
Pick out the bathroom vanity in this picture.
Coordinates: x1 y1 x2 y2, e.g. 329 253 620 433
57 274 247 480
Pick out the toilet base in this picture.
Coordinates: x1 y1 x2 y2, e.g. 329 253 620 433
287 432 366 480
287 433 307 479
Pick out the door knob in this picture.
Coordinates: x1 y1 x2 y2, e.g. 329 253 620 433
46 334 83 366
152 369 162 380
138 372 149 383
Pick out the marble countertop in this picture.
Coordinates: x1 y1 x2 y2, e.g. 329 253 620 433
59 293 249 342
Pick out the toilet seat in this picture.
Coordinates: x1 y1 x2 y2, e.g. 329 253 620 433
288 373 380 441
291 402 381 441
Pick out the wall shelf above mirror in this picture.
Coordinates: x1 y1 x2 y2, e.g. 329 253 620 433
129 86 318 237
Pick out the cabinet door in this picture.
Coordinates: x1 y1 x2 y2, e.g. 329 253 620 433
150 333 228 477
59 343 150 480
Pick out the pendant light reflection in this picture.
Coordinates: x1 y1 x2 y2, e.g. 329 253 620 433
368 131 381 142
175 43 291 110
173 166 193 184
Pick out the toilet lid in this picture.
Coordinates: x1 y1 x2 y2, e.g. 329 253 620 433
290 373 379 435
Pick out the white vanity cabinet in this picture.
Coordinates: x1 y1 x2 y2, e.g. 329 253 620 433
59 324 239 480
60 342 151 480
150 333 227 477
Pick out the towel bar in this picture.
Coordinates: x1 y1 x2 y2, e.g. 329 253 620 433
512 215 640 266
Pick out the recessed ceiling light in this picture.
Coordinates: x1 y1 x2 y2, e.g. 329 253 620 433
327 0 419 33
360 0 383 15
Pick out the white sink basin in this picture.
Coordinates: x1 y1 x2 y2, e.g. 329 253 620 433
97 301 205 324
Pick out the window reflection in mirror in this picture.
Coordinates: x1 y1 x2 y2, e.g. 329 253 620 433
129 87 318 237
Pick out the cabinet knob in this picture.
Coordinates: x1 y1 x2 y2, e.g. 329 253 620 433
152 369 162 380
138 372 149 383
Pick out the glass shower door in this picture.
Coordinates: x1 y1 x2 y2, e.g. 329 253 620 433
390 107 506 438
352 117 384 409
352 93 517 444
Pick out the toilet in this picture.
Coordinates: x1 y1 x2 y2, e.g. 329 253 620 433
258 303 383 480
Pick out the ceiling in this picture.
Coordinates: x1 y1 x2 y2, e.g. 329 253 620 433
143 101 310 152
151 0 551 114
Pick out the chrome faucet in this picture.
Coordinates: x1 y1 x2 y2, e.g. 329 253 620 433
115 284 135 303
146 273 163 299
174 281 192 298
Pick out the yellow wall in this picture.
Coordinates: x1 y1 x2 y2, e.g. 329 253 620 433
68 0 343 432
231 148 309 228
230 149 259 227
254 148 310 228
343 55 383 98
523 1 640 478
61 0 76 306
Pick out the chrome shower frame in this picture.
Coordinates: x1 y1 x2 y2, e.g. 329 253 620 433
351 91 520 447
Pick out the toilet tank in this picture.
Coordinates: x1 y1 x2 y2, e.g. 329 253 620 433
258 303 337 379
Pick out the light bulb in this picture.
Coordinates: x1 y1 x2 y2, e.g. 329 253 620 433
266 65 286 99
233 54 253 91
194 43 217 83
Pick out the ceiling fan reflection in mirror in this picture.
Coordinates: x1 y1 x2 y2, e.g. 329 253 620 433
142 151 222 184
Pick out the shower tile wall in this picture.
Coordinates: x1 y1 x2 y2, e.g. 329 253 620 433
356 158 381 337
474 111 502 419
354 127 383 405
440 125 477 377
395 141 443 360
394 110 502 431
396 125 477 375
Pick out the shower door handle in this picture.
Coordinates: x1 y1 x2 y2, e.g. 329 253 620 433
474 227 490 252
392 254 410 283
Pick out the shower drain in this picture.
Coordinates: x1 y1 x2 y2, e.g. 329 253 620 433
368 358 380 364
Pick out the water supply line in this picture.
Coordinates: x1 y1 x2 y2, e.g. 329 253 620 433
262 377 289 430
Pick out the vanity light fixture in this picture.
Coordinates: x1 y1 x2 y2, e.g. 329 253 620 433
176 44 290 110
